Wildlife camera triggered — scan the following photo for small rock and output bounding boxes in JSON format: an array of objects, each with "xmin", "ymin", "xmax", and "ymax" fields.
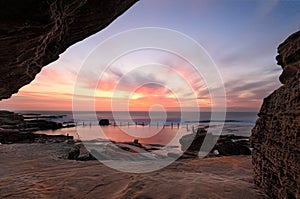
[
  {"xmin": 67, "ymin": 145, "xmax": 80, "ymax": 160},
  {"xmin": 99, "ymin": 119, "xmax": 109, "ymax": 126}
]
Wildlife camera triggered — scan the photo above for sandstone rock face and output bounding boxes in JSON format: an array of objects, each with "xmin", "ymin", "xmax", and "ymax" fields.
[
  {"xmin": 0, "ymin": 0, "xmax": 138, "ymax": 100},
  {"xmin": 251, "ymin": 30, "xmax": 300, "ymax": 199},
  {"xmin": 276, "ymin": 31, "xmax": 300, "ymax": 84}
]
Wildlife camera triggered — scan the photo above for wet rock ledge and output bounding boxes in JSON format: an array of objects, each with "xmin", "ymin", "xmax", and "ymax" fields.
[{"xmin": 0, "ymin": 110, "xmax": 72, "ymax": 144}]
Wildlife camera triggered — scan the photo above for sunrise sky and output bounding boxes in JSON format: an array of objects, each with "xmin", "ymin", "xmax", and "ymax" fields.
[{"xmin": 1, "ymin": 0, "xmax": 300, "ymax": 112}]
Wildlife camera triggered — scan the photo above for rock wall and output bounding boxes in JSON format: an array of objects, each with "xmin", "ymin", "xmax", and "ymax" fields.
[
  {"xmin": 0, "ymin": 0, "xmax": 138, "ymax": 100},
  {"xmin": 251, "ymin": 31, "xmax": 300, "ymax": 199}
]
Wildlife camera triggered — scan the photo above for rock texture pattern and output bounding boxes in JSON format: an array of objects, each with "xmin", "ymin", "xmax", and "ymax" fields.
[
  {"xmin": 251, "ymin": 30, "xmax": 300, "ymax": 199},
  {"xmin": 0, "ymin": 0, "xmax": 138, "ymax": 100}
]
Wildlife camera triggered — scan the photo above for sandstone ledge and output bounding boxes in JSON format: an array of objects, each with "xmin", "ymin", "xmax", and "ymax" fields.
[{"xmin": 0, "ymin": 143, "xmax": 268, "ymax": 198}]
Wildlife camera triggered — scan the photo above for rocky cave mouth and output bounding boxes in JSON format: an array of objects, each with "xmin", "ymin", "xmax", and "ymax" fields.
[
  {"xmin": 0, "ymin": 1, "xmax": 299, "ymax": 198},
  {"xmin": 0, "ymin": 0, "xmax": 138, "ymax": 100}
]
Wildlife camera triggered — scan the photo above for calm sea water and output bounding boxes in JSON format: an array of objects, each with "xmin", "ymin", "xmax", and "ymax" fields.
[
  {"xmin": 20, "ymin": 111, "xmax": 257, "ymax": 146},
  {"xmin": 20, "ymin": 111, "xmax": 258, "ymax": 124}
]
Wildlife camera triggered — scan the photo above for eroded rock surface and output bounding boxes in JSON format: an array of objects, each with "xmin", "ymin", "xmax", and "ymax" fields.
[
  {"xmin": 251, "ymin": 30, "xmax": 300, "ymax": 199},
  {"xmin": 0, "ymin": 0, "xmax": 138, "ymax": 99},
  {"xmin": 276, "ymin": 31, "xmax": 300, "ymax": 84},
  {"xmin": 0, "ymin": 143, "xmax": 268, "ymax": 199}
]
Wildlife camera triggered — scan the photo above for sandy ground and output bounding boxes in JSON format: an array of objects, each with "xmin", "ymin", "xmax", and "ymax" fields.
[{"xmin": 0, "ymin": 143, "xmax": 268, "ymax": 199}]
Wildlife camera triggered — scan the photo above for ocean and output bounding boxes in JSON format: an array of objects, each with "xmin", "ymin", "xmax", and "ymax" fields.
[
  {"xmin": 19, "ymin": 111, "xmax": 257, "ymax": 125},
  {"xmin": 19, "ymin": 111, "xmax": 257, "ymax": 147}
]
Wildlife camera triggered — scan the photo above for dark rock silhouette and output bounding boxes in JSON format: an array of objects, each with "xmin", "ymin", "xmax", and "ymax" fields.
[
  {"xmin": 0, "ymin": 110, "xmax": 72, "ymax": 143},
  {"xmin": 215, "ymin": 141, "xmax": 251, "ymax": 156},
  {"xmin": 0, "ymin": 130, "xmax": 35, "ymax": 144},
  {"xmin": 99, "ymin": 119, "xmax": 109, "ymax": 126},
  {"xmin": 180, "ymin": 127, "xmax": 207, "ymax": 154},
  {"xmin": 179, "ymin": 127, "xmax": 251, "ymax": 158},
  {"xmin": 0, "ymin": 0, "xmax": 138, "ymax": 100}
]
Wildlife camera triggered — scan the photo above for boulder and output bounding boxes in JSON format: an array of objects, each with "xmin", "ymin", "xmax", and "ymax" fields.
[
  {"xmin": 179, "ymin": 128, "xmax": 207, "ymax": 153},
  {"xmin": 213, "ymin": 141, "xmax": 251, "ymax": 156},
  {"xmin": 179, "ymin": 128, "xmax": 251, "ymax": 158},
  {"xmin": 99, "ymin": 119, "xmax": 109, "ymax": 126},
  {"xmin": 67, "ymin": 145, "xmax": 80, "ymax": 160}
]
